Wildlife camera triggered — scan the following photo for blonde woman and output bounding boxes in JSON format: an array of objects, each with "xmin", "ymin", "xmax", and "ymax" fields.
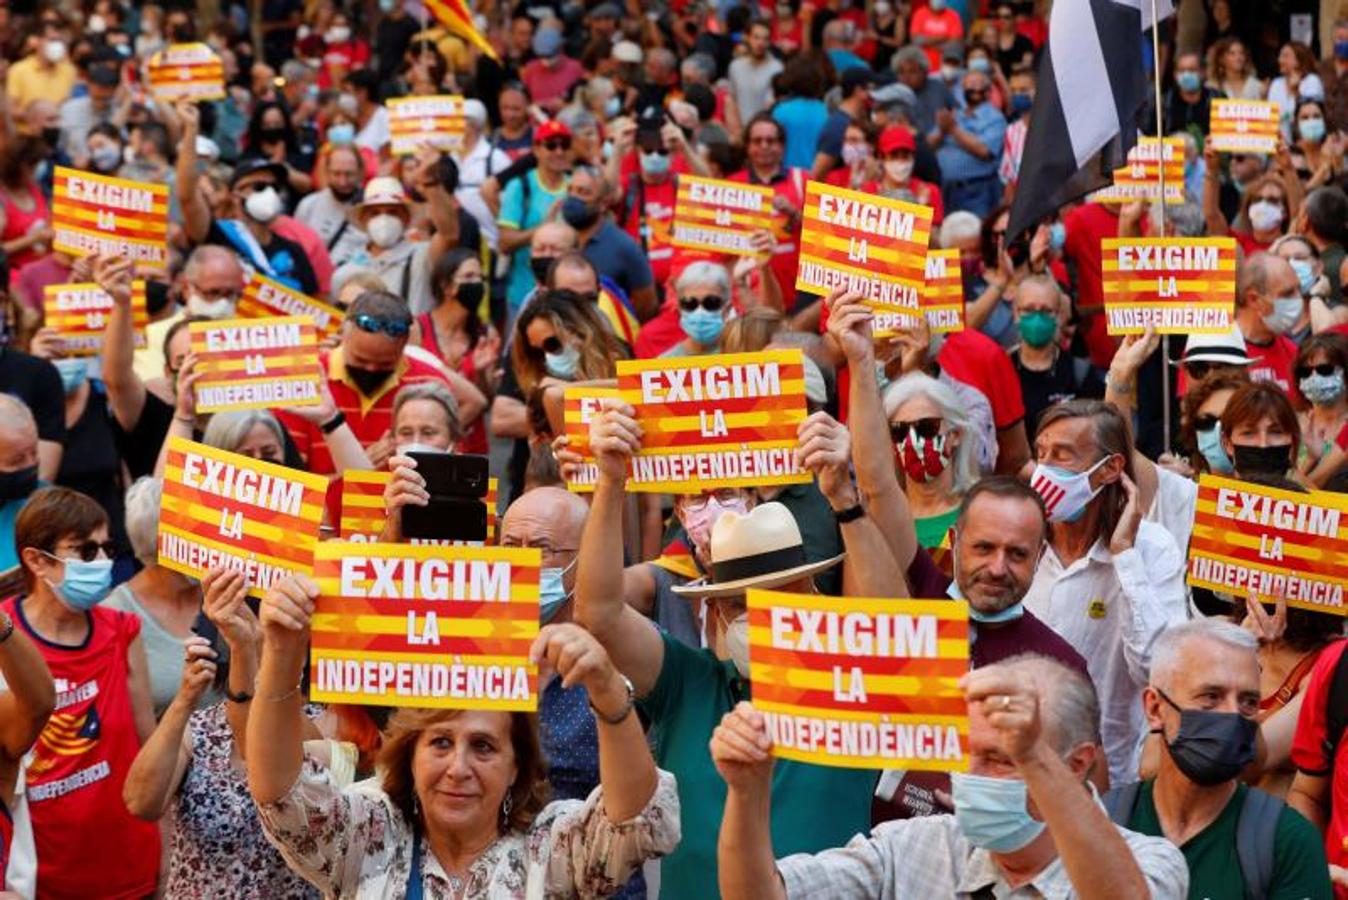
[{"xmin": 509, "ymin": 288, "xmax": 627, "ymax": 395}]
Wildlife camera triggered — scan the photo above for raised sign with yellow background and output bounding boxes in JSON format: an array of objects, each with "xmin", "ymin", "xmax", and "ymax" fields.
[
  {"xmin": 616, "ymin": 349, "xmax": 809, "ymax": 493},
  {"xmin": 308, "ymin": 542, "xmax": 541, "ymax": 710},
  {"xmin": 53, "ymin": 167, "xmax": 168, "ymax": 265},
  {"xmin": 237, "ymin": 272, "xmax": 344, "ymax": 341},
  {"xmin": 1094, "ymin": 137, "xmax": 1185, "ymax": 204},
  {"xmin": 1102, "ymin": 237, "xmax": 1237, "ymax": 335},
  {"xmin": 1211, "ymin": 99, "xmax": 1280, "ymax": 154},
  {"xmin": 158, "ymin": 437, "xmax": 328, "ymax": 597},
  {"xmin": 870, "ymin": 248, "xmax": 966, "ymax": 338},
  {"xmin": 562, "ymin": 386, "xmax": 621, "ymax": 492},
  {"xmin": 146, "ymin": 43, "xmax": 226, "ymax": 103},
  {"xmin": 747, "ymin": 588, "xmax": 970, "ymax": 770},
  {"xmin": 388, "ymin": 95, "xmax": 466, "ymax": 155},
  {"xmin": 42, "ymin": 281, "xmax": 148, "ymax": 355},
  {"xmin": 1189, "ymin": 473, "xmax": 1348, "ymax": 615},
  {"xmin": 670, "ymin": 174, "xmax": 777, "ymax": 256},
  {"xmin": 189, "ymin": 316, "xmax": 322, "ymax": 413},
  {"xmin": 340, "ymin": 470, "xmax": 499, "ymax": 543}
]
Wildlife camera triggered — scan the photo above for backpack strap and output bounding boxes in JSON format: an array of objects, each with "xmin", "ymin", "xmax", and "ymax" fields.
[
  {"xmin": 1101, "ymin": 780, "xmax": 1142, "ymax": 826},
  {"xmin": 325, "ymin": 218, "xmax": 350, "ymax": 252},
  {"xmin": 1235, "ymin": 787, "xmax": 1282, "ymax": 900}
]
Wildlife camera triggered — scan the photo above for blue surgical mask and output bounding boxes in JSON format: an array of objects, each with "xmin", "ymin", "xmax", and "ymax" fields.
[
  {"xmin": 969, "ymin": 602, "xmax": 1025, "ymax": 624},
  {"xmin": 640, "ymin": 150, "xmax": 671, "ymax": 178},
  {"xmin": 1337, "ymin": 40, "xmax": 1348, "ymax": 61},
  {"xmin": 951, "ymin": 771, "xmax": 1046, "ymax": 852},
  {"xmin": 380, "ymin": 0, "xmax": 398, "ymax": 11},
  {"xmin": 43, "ymin": 552, "xmax": 114, "ymax": 612},
  {"xmin": 545, "ymin": 344, "xmax": 581, "ymax": 379},
  {"xmin": 1196, "ymin": 426, "xmax": 1234, "ymax": 475},
  {"xmin": 1301, "ymin": 368, "xmax": 1346, "ymax": 406},
  {"xmin": 1299, "ymin": 117, "xmax": 1326, "ymax": 143},
  {"xmin": 680, "ymin": 307, "xmax": 725, "ymax": 346},
  {"xmin": 54, "ymin": 358, "xmax": 88, "ymax": 394},
  {"xmin": 328, "ymin": 122, "xmax": 356, "ymax": 145},
  {"xmin": 1175, "ymin": 70, "xmax": 1202, "ymax": 93},
  {"xmin": 1048, "ymin": 221, "xmax": 1066, "ymax": 253},
  {"xmin": 539, "ymin": 558, "xmax": 576, "ymax": 623},
  {"xmin": 1009, "ymin": 92, "xmax": 1033, "ymax": 116},
  {"xmin": 1290, "ymin": 258, "xmax": 1316, "ymax": 295},
  {"xmin": 968, "ymin": 57, "xmax": 991, "ymax": 74},
  {"xmin": 604, "ymin": 95, "xmax": 622, "ymax": 119}
]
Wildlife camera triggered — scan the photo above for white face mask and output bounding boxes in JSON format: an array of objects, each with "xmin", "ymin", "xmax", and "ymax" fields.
[
  {"xmin": 88, "ymin": 14, "xmax": 107, "ymax": 33},
  {"xmin": 186, "ymin": 292, "xmax": 237, "ymax": 320},
  {"xmin": 366, "ymin": 213, "xmax": 405, "ymax": 249},
  {"xmin": 1247, "ymin": 199, "xmax": 1285, "ymax": 232},
  {"xmin": 43, "ymin": 39, "xmax": 67, "ymax": 63},
  {"xmin": 885, "ymin": 159, "xmax": 914, "ymax": 182},
  {"xmin": 326, "ymin": 26, "xmax": 351, "ymax": 44},
  {"xmin": 1262, "ymin": 294, "xmax": 1303, "ymax": 335},
  {"xmin": 723, "ymin": 611, "xmax": 750, "ymax": 677},
  {"xmin": 243, "ymin": 186, "xmax": 282, "ymax": 223},
  {"xmin": 1029, "ymin": 456, "xmax": 1110, "ymax": 523}
]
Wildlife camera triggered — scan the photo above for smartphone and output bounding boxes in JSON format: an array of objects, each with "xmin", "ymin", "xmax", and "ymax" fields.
[{"xmin": 400, "ymin": 452, "xmax": 490, "ymax": 542}]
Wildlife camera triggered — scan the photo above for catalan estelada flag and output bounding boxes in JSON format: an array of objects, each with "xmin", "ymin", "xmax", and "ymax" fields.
[
  {"xmin": 597, "ymin": 276, "xmax": 640, "ymax": 348},
  {"xmin": 425, "ymin": 0, "xmax": 498, "ymax": 61}
]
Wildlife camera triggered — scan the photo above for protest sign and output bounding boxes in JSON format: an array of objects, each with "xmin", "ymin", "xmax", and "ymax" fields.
[
  {"xmin": 340, "ymin": 470, "xmax": 499, "ymax": 542},
  {"xmin": 237, "ymin": 272, "xmax": 344, "ymax": 341},
  {"xmin": 670, "ymin": 174, "xmax": 777, "ymax": 256},
  {"xmin": 870, "ymin": 248, "xmax": 966, "ymax": 338},
  {"xmin": 1101, "ymin": 237, "xmax": 1237, "ymax": 335},
  {"xmin": 388, "ymin": 95, "xmax": 466, "ymax": 155},
  {"xmin": 146, "ymin": 43, "xmax": 226, "ymax": 103},
  {"xmin": 52, "ymin": 167, "xmax": 168, "ymax": 265},
  {"xmin": 1094, "ymin": 137, "xmax": 1185, "ymax": 204},
  {"xmin": 309, "ymin": 542, "xmax": 541, "ymax": 710},
  {"xmin": 747, "ymin": 588, "xmax": 970, "ymax": 770},
  {"xmin": 1189, "ymin": 474, "xmax": 1348, "ymax": 615},
  {"xmin": 616, "ymin": 349, "xmax": 810, "ymax": 493},
  {"xmin": 42, "ymin": 281, "xmax": 148, "ymax": 355},
  {"xmin": 189, "ymin": 316, "xmax": 322, "ymax": 413},
  {"xmin": 1210, "ymin": 99, "xmax": 1280, "ymax": 154},
  {"xmin": 796, "ymin": 181, "xmax": 933, "ymax": 319},
  {"xmin": 562, "ymin": 386, "xmax": 621, "ymax": 492},
  {"xmin": 158, "ymin": 437, "xmax": 328, "ymax": 597}
]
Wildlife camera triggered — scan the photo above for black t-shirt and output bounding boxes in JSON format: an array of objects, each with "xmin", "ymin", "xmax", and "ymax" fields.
[
  {"xmin": 376, "ymin": 15, "xmax": 422, "ymax": 83},
  {"xmin": 205, "ymin": 219, "xmax": 320, "ymax": 297},
  {"xmin": 497, "ymin": 361, "xmax": 530, "ymax": 508},
  {"xmin": 117, "ymin": 391, "xmax": 174, "ymax": 481},
  {"xmin": 994, "ymin": 34, "xmax": 1036, "ymax": 74},
  {"xmin": 1011, "ymin": 348, "xmax": 1105, "ymax": 441},
  {"xmin": 0, "ymin": 348, "xmax": 65, "ymax": 444},
  {"xmin": 58, "ymin": 383, "xmax": 126, "ymax": 546}
]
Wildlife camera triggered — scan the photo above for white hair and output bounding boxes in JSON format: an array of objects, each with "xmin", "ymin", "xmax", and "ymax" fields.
[
  {"xmin": 462, "ymin": 98, "xmax": 489, "ymax": 128},
  {"xmin": 1150, "ymin": 618, "xmax": 1257, "ymax": 692},
  {"xmin": 882, "ymin": 372, "xmax": 980, "ymax": 493},
  {"xmin": 124, "ymin": 476, "xmax": 162, "ymax": 563},
  {"xmin": 203, "ymin": 410, "xmax": 287, "ymax": 455},
  {"xmin": 0, "ymin": 394, "xmax": 35, "ymax": 436},
  {"xmin": 996, "ymin": 654, "xmax": 1102, "ymax": 750},
  {"xmin": 674, "ymin": 261, "xmax": 731, "ymax": 299},
  {"xmin": 939, "ymin": 211, "xmax": 982, "ymax": 248}
]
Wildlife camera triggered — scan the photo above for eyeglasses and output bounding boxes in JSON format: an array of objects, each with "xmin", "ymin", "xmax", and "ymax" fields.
[
  {"xmin": 1184, "ymin": 361, "xmax": 1215, "ymax": 380},
  {"xmin": 194, "ymin": 288, "xmax": 240, "ymax": 303},
  {"xmin": 541, "ymin": 139, "xmax": 572, "ymax": 152},
  {"xmin": 535, "ymin": 335, "xmax": 567, "ymax": 355},
  {"xmin": 749, "ymin": 135, "xmax": 782, "ymax": 146},
  {"xmin": 679, "ymin": 488, "xmax": 745, "ymax": 511},
  {"xmin": 47, "ymin": 541, "xmax": 117, "ymax": 563},
  {"xmin": 351, "ymin": 313, "xmax": 411, "ymax": 338},
  {"xmin": 1192, "ymin": 413, "xmax": 1221, "ymax": 433},
  {"xmin": 1296, "ymin": 362, "xmax": 1340, "ymax": 380},
  {"xmin": 678, "ymin": 294, "xmax": 725, "ymax": 313},
  {"xmin": 889, "ymin": 417, "xmax": 943, "ymax": 442},
  {"xmin": 237, "ymin": 180, "xmax": 278, "ymax": 195}
]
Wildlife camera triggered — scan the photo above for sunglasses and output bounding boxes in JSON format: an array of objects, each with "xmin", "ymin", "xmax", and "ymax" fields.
[
  {"xmin": 679, "ymin": 488, "xmax": 744, "ymax": 511},
  {"xmin": 640, "ymin": 144, "xmax": 670, "ymax": 156},
  {"xmin": 1193, "ymin": 413, "xmax": 1221, "ymax": 433},
  {"xmin": 351, "ymin": 313, "xmax": 411, "ymax": 338},
  {"xmin": 47, "ymin": 541, "xmax": 118, "ymax": 563},
  {"xmin": 238, "ymin": 180, "xmax": 278, "ymax": 195},
  {"xmin": 1296, "ymin": 362, "xmax": 1340, "ymax": 380},
  {"xmin": 1185, "ymin": 361, "xmax": 1215, "ymax": 380},
  {"xmin": 541, "ymin": 139, "xmax": 571, "ymax": 151},
  {"xmin": 889, "ymin": 417, "xmax": 943, "ymax": 442},
  {"xmin": 536, "ymin": 335, "xmax": 567, "ymax": 355},
  {"xmin": 678, "ymin": 294, "xmax": 725, "ymax": 313}
]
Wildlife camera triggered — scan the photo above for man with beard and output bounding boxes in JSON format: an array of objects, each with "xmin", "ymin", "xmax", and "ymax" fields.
[{"xmin": 295, "ymin": 143, "xmax": 367, "ymax": 265}]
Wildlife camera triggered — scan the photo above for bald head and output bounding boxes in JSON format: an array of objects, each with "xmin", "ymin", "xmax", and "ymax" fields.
[
  {"xmin": 531, "ymin": 221, "xmax": 579, "ymax": 259},
  {"xmin": 1237, "ymin": 251, "xmax": 1297, "ymax": 310},
  {"xmin": 501, "ymin": 486, "xmax": 588, "ymax": 599},
  {"xmin": 0, "ymin": 395, "xmax": 38, "ymax": 474}
]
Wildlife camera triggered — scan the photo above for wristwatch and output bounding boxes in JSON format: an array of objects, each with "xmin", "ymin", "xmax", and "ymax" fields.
[
  {"xmin": 832, "ymin": 502, "xmax": 866, "ymax": 524},
  {"xmin": 319, "ymin": 411, "xmax": 347, "ymax": 434},
  {"xmin": 590, "ymin": 674, "xmax": 635, "ymax": 725}
]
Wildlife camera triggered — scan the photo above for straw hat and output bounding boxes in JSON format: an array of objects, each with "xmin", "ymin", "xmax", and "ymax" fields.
[{"xmin": 671, "ymin": 502, "xmax": 844, "ymax": 598}]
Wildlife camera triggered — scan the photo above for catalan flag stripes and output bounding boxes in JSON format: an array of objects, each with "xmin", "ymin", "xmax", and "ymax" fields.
[
  {"xmin": 1211, "ymin": 99, "xmax": 1281, "ymax": 154},
  {"xmin": 562, "ymin": 387, "xmax": 620, "ymax": 493},
  {"xmin": 670, "ymin": 174, "xmax": 777, "ymax": 257},
  {"xmin": 1096, "ymin": 137, "xmax": 1186, "ymax": 204},
  {"xmin": 1101, "ymin": 237, "xmax": 1237, "ymax": 335},
  {"xmin": 42, "ymin": 281, "xmax": 148, "ymax": 355},
  {"xmin": 237, "ymin": 273, "xmax": 344, "ymax": 340},
  {"xmin": 146, "ymin": 43, "xmax": 226, "ymax": 102},
  {"xmin": 424, "ymin": 0, "xmax": 499, "ymax": 62},
  {"xmin": 52, "ymin": 167, "xmax": 169, "ymax": 265},
  {"xmin": 388, "ymin": 96, "xmax": 466, "ymax": 155},
  {"xmin": 189, "ymin": 316, "xmax": 322, "ymax": 413}
]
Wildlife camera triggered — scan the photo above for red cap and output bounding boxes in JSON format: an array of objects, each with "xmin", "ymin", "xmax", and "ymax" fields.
[
  {"xmin": 534, "ymin": 119, "xmax": 573, "ymax": 143},
  {"xmin": 878, "ymin": 125, "xmax": 916, "ymax": 155}
]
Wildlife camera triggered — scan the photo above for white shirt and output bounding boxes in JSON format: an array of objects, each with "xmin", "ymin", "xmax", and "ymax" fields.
[
  {"xmin": 1268, "ymin": 73, "xmax": 1326, "ymax": 139},
  {"xmin": 1024, "ymin": 520, "xmax": 1188, "ymax": 785},
  {"xmin": 355, "ymin": 105, "xmax": 391, "ymax": 152},
  {"xmin": 1145, "ymin": 464, "xmax": 1198, "ymax": 559},
  {"xmin": 456, "ymin": 136, "xmax": 512, "ymax": 251},
  {"xmin": 294, "ymin": 188, "xmax": 366, "ymax": 263}
]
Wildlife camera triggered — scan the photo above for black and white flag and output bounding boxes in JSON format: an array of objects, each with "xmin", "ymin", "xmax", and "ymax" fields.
[{"xmin": 1006, "ymin": 0, "xmax": 1175, "ymax": 240}]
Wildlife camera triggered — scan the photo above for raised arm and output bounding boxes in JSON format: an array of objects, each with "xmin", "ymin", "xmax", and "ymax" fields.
[
  {"xmin": 202, "ymin": 568, "xmax": 262, "ymax": 754},
  {"xmin": 280, "ymin": 373, "xmax": 372, "ymax": 475},
  {"xmin": 93, "ymin": 254, "xmax": 149, "ymax": 432},
  {"xmin": 1201, "ymin": 137, "xmax": 1231, "ymax": 238},
  {"xmin": 175, "ymin": 101, "xmax": 211, "ymax": 245},
  {"xmin": 0, "ymin": 608, "xmax": 54, "ymax": 773},
  {"xmin": 711, "ymin": 702, "xmax": 786, "ymax": 900},
  {"xmin": 153, "ymin": 351, "xmax": 201, "ymax": 478},
  {"xmin": 247, "ymin": 575, "xmax": 319, "ymax": 804}
]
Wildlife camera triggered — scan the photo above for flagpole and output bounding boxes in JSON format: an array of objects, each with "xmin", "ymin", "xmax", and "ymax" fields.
[{"xmin": 1150, "ymin": 0, "xmax": 1172, "ymax": 457}]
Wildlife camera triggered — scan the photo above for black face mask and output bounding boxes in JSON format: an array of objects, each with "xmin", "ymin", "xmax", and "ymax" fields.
[
  {"xmin": 259, "ymin": 126, "xmax": 286, "ymax": 144},
  {"xmin": 1231, "ymin": 443, "xmax": 1292, "ymax": 476},
  {"xmin": 530, "ymin": 256, "xmax": 556, "ymax": 284},
  {"xmin": 41, "ymin": 127, "xmax": 61, "ymax": 150},
  {"xmin": 1155, "ymin": 688, "xmax": 1257, "ymax": 786},
  {"xmin": 0, "ymin": 465, "xmax": 38, "ymax": 503},
  {"xmin": 454, "ymin": 281, "xmax": 485, "ymax": 310},
  {"xmin": 345, "ymin": 365, "xmax": 394, "ymax": 397},
  {"xmin": 145, "ymin": 280, "xmax": 172, "ymax": 316}
]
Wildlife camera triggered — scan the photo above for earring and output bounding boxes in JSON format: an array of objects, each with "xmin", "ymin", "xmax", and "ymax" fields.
[
  {"xmin": 413, "ymin": 794, "xmax": 422, "ymax": 824},
  {"xmin": 501, "ymin": 790, "xmax": 513, "ymax": 821}
]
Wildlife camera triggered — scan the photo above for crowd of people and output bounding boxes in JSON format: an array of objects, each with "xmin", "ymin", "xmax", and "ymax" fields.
[{"xmin": 0, "ymin": 0, "xmax": 1344, "ymax": 897}]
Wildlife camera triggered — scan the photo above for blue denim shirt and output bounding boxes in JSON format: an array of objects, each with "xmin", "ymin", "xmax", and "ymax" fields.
[{"xmin": 935, "ymin": 102, "xmax": 1007, "ymax": 184}]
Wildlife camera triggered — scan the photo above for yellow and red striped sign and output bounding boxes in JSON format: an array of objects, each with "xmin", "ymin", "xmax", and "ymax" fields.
[
  {"xmin": 748, "ymin": 588, "xmax": 970, "ymax": 770},
  {"xmin": 146, "ymin": 43, "xmax": 226, "ymax": 103},
  {"xmin": 42, "ymin": 281, "xmax": 148, "ymax": 355},
  {"xmin": 1102, "ymin": 237, "xmax": 1237, "ymax": 335},
  {"xmin": 796, "ymin": 181, "xmax": 933, "ymax": 318},
  {"xmin": 388, "ymin": 95, "xmax": 466, "ymax": 156},
  {"xmin": 52, "ymin": 167, "xmax": 168, "ymax": 265},
  {"xmin": 562, "ymin": 386, "xmax": 621, "ymax": 493},
  {"xmin": 670, "ymin": 174, "xmax": 776, "ymax": 257},
  {"xmin": 189, "ymin": 316, "xmax": 322, "ymax": 413},
  {"xmin": 1094, "ymin": 137, "xmax": 1185, "ymax": 205},
  {"xmin": 870, "ymin": 248, "xmax": 965, "ymax": 338},
  {"xmin": 1189, "ymin": 474, "xmax": 1348, "ymax": 615},
  {"xmin": 158, "ymin": 437, "xmax": 328, "ymax": 598},
  {"xmin": 309, "ymin": 542, "xmax": 540, "ymax": 710},
  {"xmin": 616, "ymin": 349, "xmax": 809, "ymax": 494},
  {"xmin": 1211, "ymin": 99, "xmax": 1280, "ymax": 154},
  {"xmin": 237, "ymin": 272, "xmax": 344, "ymax": 341},
  {"xmin": 340, "ymin": 470, "xmax": 499, "ymax": 543}
]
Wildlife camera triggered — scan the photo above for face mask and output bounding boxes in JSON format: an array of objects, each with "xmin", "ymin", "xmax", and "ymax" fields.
[
  {"xmin": 1299, "ymin": 117, "xmax": 1327, "ymax": 143},
  {"xmin": 380, "ymin": 0, "xmax": 398, "ymax": 12},
  {"xmin": 681, "ymin": 495, "xmax": 750, "ymax": 561},
  {"xmin": 366, "ymin": 213, "xmax": 406, "ymax": 249},
  {"xmin": 1155, "ymin": 688, "xmax": 1257, "ymax": 786},
  {"xmin": 1196, "ymin": 426, "xmax": 1234, "ymax": 474},
  {"xmin": 0, "ymin": 465, "xmax": 37, "ymax": 502},
  {"xmin": 1029, "ymin": 456, "xmax": 1110, "ymax": 524},
  {"xmin": 1247, "ymin": 199, "xmax": 1284, "ymax": 233},
  {"xmin": 1017, "ymin": 310, "xmax": 1057, "ymax": 349},
  {"xmin": 346, "ymin": 365, "xmax": 395, "ymax": 396},
  {"xmin": 186, "ymin": 292, "xmax": 236, "ymax": 319},
  {"xmin": 41, "ymin": 126, "xmax": 61, "ymax": 149},
  {"xmin": 680, "ymin": 307, "xmax": 725, "ymax": 345},
  {"xmin": 1290, "ymin": 258, "xmax": 1316, "ymax": 294},
  {"xmin": 1302, "ymin": 368, "xmax": 1346, "ymax": 405},
  {"xmin": 90, "ymin": 145, "xmax": 122, "ymax": 173},
  {"xmin": 1010, "ymin": 92, "xmax": 1033, "ymax": 115},
  {"xmin": 940, "ymin": 63, "xmax": 961, "ymax": 82},
  {"xmin": 560, "ymin": 196, "xmax": 600, "ymax": 230},
  {"xmin": 929, "ymin": 0, "xmax": 947, "ymax": 10},
  {"xmin": 724, "ymin": 611, "xmax": 750, "ymax": 677},
  {"xmin": 545, "ymin": 344, "xmax": 581, "ymax": 380},
  {"xmin": 530, "ymin": 255, "xmax": 556, "ymax": 284},
  {"xmin": 326, "ymin": 26, "xmax": 351, "ymax": 44},
  {"xmin": 841, "ymin": 143, "xmax": 870, "ymax": 167},
  {"xmin": 453, "ymin": 281, "xmax": 485, "ymax": 310},
  {"xmin": 259, "ymin": 126, "xmax": 287, "ymax": 144},
  {"xmin": 1047, "ymin": 222, "xmax": 1066, "ymax": 254},
  {"xmin": 884, "ymin": 159, "xmax": 914, "ymax": 182},
  {"xmin": 43, "ymin": 40, "xmax": 67, "ymax": 64},
  {"xmin": 604, "ymin": 96, "xmax": 622, "ymax": 119},
  {"xmin": 244, "ymin": 186, "xmax": 282, "ymax": 223},
  {"xmin": 1261, "ymin": 294, "xmax": 1302, "ymax": 335},
  {"xmin": 1175, "ymin": 70, "xmax": 1202, "ymax": 93},
  {"xmin": 897, "ymin": 431, "xmax": 951, "ymax": 483},
  {"xmin": 88, "ymin": 14, "xmax": 107, "ymax": 33},
  {"xmin": 1232, "ymin": 442, "xmax": 1292, "ymax": 475},
  {"xmin": 538, "ymin": 558, "xmax": 576, "ymax": 623},
  {"xmin": 1337, "ymin": 40, "xmax": 1348, "ymax": 60},
  {"xmin": 640, "ymin": 150, "xmax": 672, "ymax": 177},
  {"xmin": 968, "ymin": 57, "xmax": 991, "ymax": 74},
  {"xmin": 327, "ymin": 122, "xmax": 356, "ymax": 145},
  {"xmin": 950, "ymin": 772, "xmax": 1046, "ymax": 852},
  {"xmin": 54, "ymin": 358, "xmax": 88, "ymax": 394},
  {"xmin": 968, "ymin": 601, "xmax": 1025, "ymax": 624},
  {"xmin": 44, "ymin": 553, "xmax": 114, "ymax": 612}
]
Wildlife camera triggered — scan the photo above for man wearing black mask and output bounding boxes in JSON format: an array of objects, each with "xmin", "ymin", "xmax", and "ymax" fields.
[
  {"xmin": 295, "ymin": 144, "xmax": 367, "ymax": 263},
  {"xmin": 0, "ymin": 395, "xmax": 43, "ymax": 572},
  {"xmin": 1107, "ymin": 619, "xmax": 1331, "ymax": 899},
  {"xmin": 558, "ymin": 165, "xmax": 656, "ymax": 319}
]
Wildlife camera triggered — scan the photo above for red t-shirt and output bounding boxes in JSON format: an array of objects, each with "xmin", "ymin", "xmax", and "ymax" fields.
[
  {"xmin": 1063, "ymin": 202, "xmax": 1127, "ymax": 369},
  {"xmin": 909, "ymin": 7, "xmax": 964, "ymax": 71},
  {"xmin": 1232, "ymin": 228, "xmax": 1274, "ymax": 257},
  {"xmin": 8, "ymin": 598, "xmax": 160, "ymax": 899},
  {"xmin": 318, "ymin": 40, "xmax": 371, "ymax": 89},
  {"xmin": 1290, "ymin": 638, "xmax": 1348, "ymax": 891},
  {"xmin": 856, "ymin": 178, "xmax": 946, "ymax": 226},
  {"xmin": 937, "ymin": 329, "xmax": 1027, "ymax": 431},
  {"xmin": 616, "ymin": 161, "xmax": 688, "ymax": 289},
  {"xmin": 412, "ymin": 313, "xmax": 490, "ymax": 455},
  {"xmin": 1247, "ymin": 333, "xmax": 1300, "ymax": 398},
  {"xmin": 728, "ymin": 166, "xmax": 807, "ymax": 311}
]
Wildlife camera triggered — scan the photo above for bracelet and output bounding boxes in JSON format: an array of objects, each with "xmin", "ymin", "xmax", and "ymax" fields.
[
  {"xmin": 589, "ymin": 674, "xmax": 635, "ymax": 726},
  {"xmin": 320, "ymin": 411, "xmax": 346, "ymax": 434},
  {"xmin": 262, "ymin": 681, "xmax": 303, "ymax": 703},
  {"xmin": 832, "ymin": 502, "xmax": 866, "ymax": 524},
  {"xmin": 1106, "ymin": 374, "xmax": 1134, "ymax": 395},
  {"xmin": 173, "ymin": 415, "xmax": 195, "ymax": 426},
  {"xmin": 0, "ymin": 611, "xmax": 13, "ymax": 644}
]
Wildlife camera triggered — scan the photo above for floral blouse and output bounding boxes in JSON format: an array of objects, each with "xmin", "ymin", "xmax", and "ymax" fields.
[{"xmin": 256, "ymin": 755, "xmax": 681, "ymax": 899}]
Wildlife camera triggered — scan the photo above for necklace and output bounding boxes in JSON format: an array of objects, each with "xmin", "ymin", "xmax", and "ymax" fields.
[{"xmin": 447, "ymin": 873, "xmax": 465, "ymax": 899}]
